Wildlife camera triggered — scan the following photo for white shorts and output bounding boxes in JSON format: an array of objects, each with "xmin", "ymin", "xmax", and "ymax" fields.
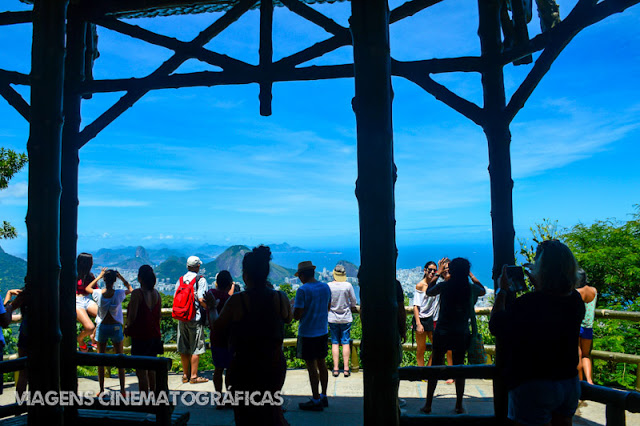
[{"xmin": 76, "ymin": 294, "xmax": 97, "ymax": 311}]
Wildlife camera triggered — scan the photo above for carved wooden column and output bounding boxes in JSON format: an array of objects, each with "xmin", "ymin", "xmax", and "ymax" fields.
[
  {"xmin": 26, "ymin": 0, "xmax": 68, "ymax": 424},
  {"xmin": 478, "ymin": 0, "xmax": 514, "ymax": 422},
  {"xmin": 351, "ymin": 1, "xmax": 399, "ymax": 424},
  {"xmin": 60, "ymin": 5, "xmax": 84, "ymax": 423}
]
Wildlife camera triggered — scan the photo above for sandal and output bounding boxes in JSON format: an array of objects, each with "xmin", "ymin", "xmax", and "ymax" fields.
[
  {"xmin": 181, "ymin": 375, "xmax": 189, "ymax": 383},
  {"xmin": 78, "ymin": 343, "xmax": 88, "ymax": 353},
  {"xmin": 332, "ymin": 370, "xmax": 340, "ymax": 377},
  {"xmin": 189, "ymin": 376, "xmax": 209, "ymax": 384},
  {"xmin": 343, "ymin": 370, "xmax": 351, "ymax": 378}
]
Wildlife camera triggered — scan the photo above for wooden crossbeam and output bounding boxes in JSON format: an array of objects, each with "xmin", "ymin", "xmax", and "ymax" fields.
[
  {"xmin": 0, "ymin": 83, "xmax": 30, "ymax": 121},
  {"xmin": 279, "ymin": 0, "xmax": 349, "ymax": 36},
  {"xmin": 390, "ymin": 0, "xmax": 444, "ymax": 24},
  {"xmin": 259, "ymin": 0, "xmax": 273, "ymax": 116},
  {"xmin": 0, "ymin": 69, "xmax": 30, "ymax": 86},
  {"xmin": 274, "ymin": 32, "xmax": 351, "ymax": 68},
  {"xmin": 78, "ymin": 0, "xmax": 258, "ymax": 148},
  {"xmin": 504, "ymin": 0, "xmax": 640, "ymax": 122},
  {"xmin": 393, "ymin": 57, "xmax": 484, "ymax": 75},
  {"xmin": 397, "ymin": 72, "xmax": 484, "ymax": 126},
  {"xmin": 81, "ymin": 64, "xmax": 353, "ymax": 94},
  {"xmin": 0, "ymin": 11, "xmax": 32, "ymax": 26},
  {"xmin": 94, "ymin": 17, "xmax": 253, "ymax": 72}
]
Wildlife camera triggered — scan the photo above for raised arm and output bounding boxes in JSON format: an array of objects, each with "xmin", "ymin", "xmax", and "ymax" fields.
[
  {"xmin": 469, "ymin": 272, "xmax": 486, "ymax": 296},
  {"xmin": 117, "ymin": 271, "xmax": 133, "ymax": 295},
  {"xmin": 85, "ymin": 268, "xmax": 106, "ymax": 293}
]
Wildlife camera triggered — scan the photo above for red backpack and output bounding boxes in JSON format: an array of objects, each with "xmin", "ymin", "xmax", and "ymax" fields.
[{"xmin": 172, "ymin": 275, "xmax": 202, "ymax": 322}]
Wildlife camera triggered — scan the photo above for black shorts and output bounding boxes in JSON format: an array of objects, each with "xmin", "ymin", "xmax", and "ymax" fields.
[
  {"xmin": 432, "ymin": 331, "xmax": 470, "ymax": 354},
  {"xmin": 296, "ymin": 334, "xmax": 328, "ymax": 360},
  {"xmin": 412, "ymin": 316, "xmax": 434, "ymax": 332},
  {"xmin": 131, "ymin": 337, "xmax": 164, "ymax": 357}
]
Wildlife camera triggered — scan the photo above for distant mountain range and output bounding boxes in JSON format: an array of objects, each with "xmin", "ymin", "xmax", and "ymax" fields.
[
  {"xmin": 0, "ymin": 245, "xmax": 27, "ymax": 295},
  {"xmin": 0, "ymin": 242, "xmax": 360, "ymax": 290}
]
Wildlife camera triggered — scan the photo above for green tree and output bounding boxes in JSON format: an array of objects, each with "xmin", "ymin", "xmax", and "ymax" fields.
[
  {"xmin": 562, "ymin": 206, "xmax": 640, "ymax": 308},
  {"xmin": 0, "ymin": 148, "xmax": 28, "ymax": 239}
]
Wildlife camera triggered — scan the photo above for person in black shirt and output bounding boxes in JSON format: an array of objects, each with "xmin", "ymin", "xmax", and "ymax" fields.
[{"xmin": 490, "ymin": 240, "xmax": 585, "ymax": 425}]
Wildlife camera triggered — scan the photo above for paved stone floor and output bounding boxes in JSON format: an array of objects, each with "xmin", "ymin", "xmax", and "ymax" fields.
[{"xmin": 2, "ymin": 370, "xmax": 638, "ymax": 425}]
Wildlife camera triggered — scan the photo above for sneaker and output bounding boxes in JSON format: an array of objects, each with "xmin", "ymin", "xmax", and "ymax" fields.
[
  {"xmin": 320, "ymin": 395, "xmax": 328, "ymax": 407},
  {"xmin": 299, "ymin": 399, "xmax": 323, "ymax": 411}
]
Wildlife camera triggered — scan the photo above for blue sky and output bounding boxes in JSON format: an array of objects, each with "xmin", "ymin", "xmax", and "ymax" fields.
[{"xmin": 1, "ymin": 0, "xmax": 639, "ymax": 259}]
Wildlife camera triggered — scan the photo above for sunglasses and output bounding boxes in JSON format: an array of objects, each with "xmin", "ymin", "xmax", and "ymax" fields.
[{"xmin": 427, "ymin": 268, "xmax": 437, "ymax": 273}]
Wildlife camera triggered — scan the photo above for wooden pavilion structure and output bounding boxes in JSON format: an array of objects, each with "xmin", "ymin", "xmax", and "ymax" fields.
[{"xmin": 1, "ymin": 0, "xmax": 639, "ymax": 424}]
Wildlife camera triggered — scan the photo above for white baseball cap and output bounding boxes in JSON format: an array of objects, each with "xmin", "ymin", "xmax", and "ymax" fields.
[{"xmin": 187, "ymin": 256, "xmax": 202, "ymax": 268}]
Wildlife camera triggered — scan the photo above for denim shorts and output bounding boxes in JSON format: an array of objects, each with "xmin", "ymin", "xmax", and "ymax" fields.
[
  {"xmin": 508, "ymin": 376, "xmax": 581, "ymax": 425},
  {"xmin": 96, "ymin": 322, "xmax": 124, "ymax": 344},
  {"xmin": 329, "ymin": 322, "xmax": 352, "ymax": 345},
  {"xmin": 580, "ymin": 326, "xmax": 593, "ymax": 340}
]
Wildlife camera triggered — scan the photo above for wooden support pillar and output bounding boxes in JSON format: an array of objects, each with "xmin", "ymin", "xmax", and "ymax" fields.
[
  {"xmin": 259, "ymin": 0, "xmax": 273, "ymax": 116},
  {"xmin": 60, "ymin": 6, "xmax": 84, "ymax": 423},
  {"xmin": 26, "ymin": 0, "xmax": 68, "ymax": 424},
  {"xmin": 478, "ymin": 0, "xmax": 515, "ymax": 423},
  {"xmin": 350, "ymin": 1, "xmax": 399, "ymax": 424}
]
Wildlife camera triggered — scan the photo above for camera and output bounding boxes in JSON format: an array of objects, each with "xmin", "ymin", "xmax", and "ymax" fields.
[{"xmin": 505, "ymin": 265, "xmax": 527, "ymax": 292}]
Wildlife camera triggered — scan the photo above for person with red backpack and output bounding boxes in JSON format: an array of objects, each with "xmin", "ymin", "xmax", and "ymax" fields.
[{"xmin": 173, "ymin": 256, "xmax": 209, "ymax": 384}]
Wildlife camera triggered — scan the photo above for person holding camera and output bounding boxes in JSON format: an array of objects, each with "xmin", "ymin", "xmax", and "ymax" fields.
[{"xmin": 490, "ymin": 240, "xmax": 585, "ymax": 425}]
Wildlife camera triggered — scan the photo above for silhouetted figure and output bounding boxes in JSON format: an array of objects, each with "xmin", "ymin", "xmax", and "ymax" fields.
[
  {"xmin": 126, "ymin": 265, "xmax": 163, "ymax": 395},
  {"xmin": 212, "ymin": 246, "xmax": 292, "ymax": 425},
  {"xmin": 421, "ymin": 258, "xmax": 485, "ymax": 415},
  {"xmin": 490, "ymin": 240, "xmax": 585, "ymax": 425},
  {"xmin": 205, "ymin": 270, "xmax": 234, "ymax": 398}
]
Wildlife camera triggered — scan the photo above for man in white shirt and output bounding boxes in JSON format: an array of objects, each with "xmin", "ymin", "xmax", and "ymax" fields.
[{"xmin": 175, "ymin": 256, "xmax": 209, "ymax": 384}]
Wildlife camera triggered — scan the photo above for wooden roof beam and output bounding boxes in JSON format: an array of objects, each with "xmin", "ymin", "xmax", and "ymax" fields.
[
  {"xmin": 78, "ymin": 0, "xmax": 258, "ymax": 148},
  {"xmin": 81, "ymin": 64, "xmax": 353, "ymax": 94},
  {"xmin": 505, "ymin": 0, "xmax": 640, "ymax": 122},
  {"xmin": 259, "ymin": 0, "xmax": 273, "ymax": 115},
  {"xmin": 94, "ymin": 17, "xmax": 253, "ymax": 72},
  {"xmin": 0, "ymin": 10, "xmax": 32, "ymax": 25},
  {"xmin": 0, "ymin": 84, "xmax": 30, "ymax": 122},
  {"xmin": 390, "ymin": 0, "xmax": 444, "ymax": 24},
  {"xmin": 279, "ymin": 0, "xmax": 349, "ymax": 37}
]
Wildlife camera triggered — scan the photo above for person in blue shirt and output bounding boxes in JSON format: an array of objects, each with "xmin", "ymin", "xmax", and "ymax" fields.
[{"xmin": 293, "ymin": 261, "xmax": 331, "ymax": 411}]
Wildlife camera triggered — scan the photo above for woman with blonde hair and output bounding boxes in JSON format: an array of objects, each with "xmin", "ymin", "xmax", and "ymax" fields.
[{"xmin": 490, "ymin": 240, "xmax": 585, "ymax": 426}]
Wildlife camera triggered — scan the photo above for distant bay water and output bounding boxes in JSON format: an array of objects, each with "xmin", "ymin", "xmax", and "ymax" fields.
[{"xmin": 271, "ymin": 242, "xmax": 495, "ymax": 290}]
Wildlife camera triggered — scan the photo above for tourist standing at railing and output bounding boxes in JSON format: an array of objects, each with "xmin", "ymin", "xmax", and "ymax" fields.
[
  {"xmin": 293, "ymin": 261, "xmax": 332, "ymax": 412},
  {"xmin": 490, "ymin": 240, "xmax": 585, "ymax": 426},
  {"xmin": 212, "ymin": 245, "xmax": 292, "ymax": 424},
  {"xmin": 86, "ymin": 268, "xmax": 133, "ymax": 396},
  {"xmin": 422, "ymin": 258, "xmax": 485, "ymax": 415},
  {"xmin": 577, "ymin": 268, "xmax": 597, "ymax": 385},
  {"xmin": 205, "ymin": 270, "xmax": 233, "ymax": 399},
  {"xmin": 413, "ymin": 261, "xmax": 439, "ymax": 367},
  {"xmin": 76, "ymin": 252, "xmax": 98, "ymax": 352},
  {"xmin": 125, "ymin": 265, "xmax": 163, "ymax": 395},
  {"xmin": 174, "ymin": 256, "xmax": 209, "ymax": 384},
  {"xmin": 4, "ymin": 287, "xmax": 26, "ymax": 396},
  {"xmin": 327, "ymin": 264, "xmax": 357, "ymax": 378}
]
